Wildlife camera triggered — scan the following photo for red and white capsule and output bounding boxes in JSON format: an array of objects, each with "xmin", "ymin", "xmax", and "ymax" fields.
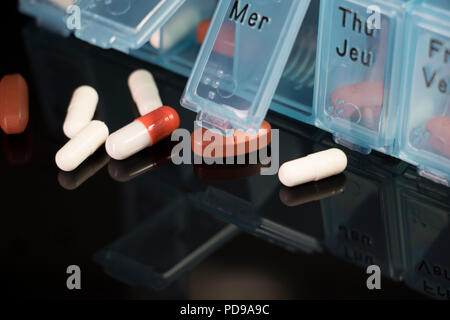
[{"xmin": 106, "ymin": 106, "xmax": 180, "ymax": 160}]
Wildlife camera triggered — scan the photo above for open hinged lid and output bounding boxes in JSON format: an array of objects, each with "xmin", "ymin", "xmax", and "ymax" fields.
[
  {"xmin": 181, "ymin": 0, "xmax": 311, "ymax": 134},
  {"xmin": 73, "ymin": 0, "xmax": 186, "ymax": 52}
]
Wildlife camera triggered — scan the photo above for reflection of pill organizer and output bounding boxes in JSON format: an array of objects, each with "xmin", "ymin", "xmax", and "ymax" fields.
[
  {"xmin": 95, "ymin": 196, "xmax": 238, "ymax": 291},
  {"xmin": 395, "ymin": 169, "xmax": 450, "ymax": 299},
  {"xmin": 21, "ymin": 0, "xmax": 450, "ymax": 186},
  {"xmin": 19, "ymin": 0, "xmax": 217, "ymax": 76},
  {"xmin": 318, "ymin": 144, "xmax": 405, "ymax": 280}
]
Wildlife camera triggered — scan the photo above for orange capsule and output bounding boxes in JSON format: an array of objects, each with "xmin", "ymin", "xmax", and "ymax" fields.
[
  {"xmin": 197, "ymin": 19, "xmax": 235, "ymax": 58},
  {"xmin": 0, "ymin": 74, "xmax": 29, "ymax": 134},
  {"xmin": 139, "ymin": 106, "xmax": 181, "ymax": 146},
  {"xmin": 191, "ymin": 120, "xmax": 272, "ymax": 159}
]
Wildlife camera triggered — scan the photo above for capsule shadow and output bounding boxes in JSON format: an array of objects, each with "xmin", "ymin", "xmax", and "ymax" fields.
[
  {"xmin": 108, "ymin": 139, "xmax": 176, "ymax": 183},
  {"xmin": 58, "ymin": 148, "xmax": 110, "ymax": 190},
  {"xmin": 279, "ymin": 174, "xmax": 347, "ymax": 207}
]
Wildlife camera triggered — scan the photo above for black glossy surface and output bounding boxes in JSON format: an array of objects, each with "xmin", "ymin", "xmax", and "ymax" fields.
[{"xmin": 1, "ymin": 7, "xmax": 449, "ymax": 300}]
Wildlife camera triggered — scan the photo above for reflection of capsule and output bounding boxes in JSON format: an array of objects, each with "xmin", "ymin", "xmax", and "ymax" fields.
[
  {"xmin": 1, "ymin": 127, "xmax": 32, "ymax": 165},
  {"xmin": 426, "ymin": 117, "xmax": 450, "ymax": 158},
  {"xmin": 58, "ymin": 149, "xmax": 110, "ymax": 190},
  {"xmin": 329, "ymin": 82, "xmax": 383, "ymax": 131},
  {"xmin": 191, "ymin": 121, "xmax": 272, "ymax": 159},
  {"xmin": 194, "ymin": 151, "xmax": 270, "ymax": 181},
  {"xmin": 279, "ymin": 174, "xmax": 347, "ymax": 207},
  {"xmin": 108, "ymin": 140, "xmax": 175, "ymax": 183}
]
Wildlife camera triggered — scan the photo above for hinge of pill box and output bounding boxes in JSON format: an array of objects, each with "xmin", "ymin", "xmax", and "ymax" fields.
[{"xmin": 195, "ymin": 112, "xmax": 234, "ymax": 136}]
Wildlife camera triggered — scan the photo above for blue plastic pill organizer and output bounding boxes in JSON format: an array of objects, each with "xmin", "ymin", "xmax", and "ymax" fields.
[
  {"xmin": 20, "ymin": 0, "xmax": 450, "ymax": 185},
  {"xmin": 314, "ymin": 0, "xmax": 415, "ymax": 155},
  {"xmin": 397, "ymin": 0, "xmax": 450, "ymax": 185},
  {"xmin": 19, "ymin": 0, "xmax": 75, "ymax": 36},
  {"xmin": 19, "ymin": 0, "xmax": 217, "ymax": 76},
  {"xmin": 181, "ymin": 0, "xmax": 449, "ymax": 185}
]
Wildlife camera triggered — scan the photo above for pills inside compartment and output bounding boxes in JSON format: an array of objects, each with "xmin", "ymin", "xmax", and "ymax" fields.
[
  {"xmin": 400, "ymin": 11, "xmax": 450, "ymax": 175},
  {"xmin": 319, "ymin": 2, "xmax": 392, "ymax": 136}
]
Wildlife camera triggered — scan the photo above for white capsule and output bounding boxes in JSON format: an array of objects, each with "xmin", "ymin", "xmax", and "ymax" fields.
[
  {"xmin": 56, "ymin": 120, "xmax": 109, "ymax": 172},
  {"xmin": 63, "ymin": 86, "xmax": 98, "ymax": 138},
  {"xmin": 278, "ymin": 148, "xmax": 348, "ymax": 187},
  {"xmin": 128, "ymin": 70, "xmax": 162, "ymax": 116},
  {"xmin": 106, "ymin": 121, "xmax": 151, "ymax": 161}
]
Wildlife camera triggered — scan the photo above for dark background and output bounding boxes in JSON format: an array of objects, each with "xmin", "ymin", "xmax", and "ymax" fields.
[{"xmin": 0, "ymin": 1, "xmax": 448, "ymax": 300}]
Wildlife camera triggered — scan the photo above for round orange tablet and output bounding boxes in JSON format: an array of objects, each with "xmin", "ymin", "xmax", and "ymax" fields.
[
  {"xmin": 191, "ymin": 120, "xmax": 272, "ymax": 159},
  {"xmin": 329, "ymin": 82, "xmax": 383, "ymax": 130},
  {"xmin": 426, "ymin": 116, "xmax": 450, "ymax": 158}
]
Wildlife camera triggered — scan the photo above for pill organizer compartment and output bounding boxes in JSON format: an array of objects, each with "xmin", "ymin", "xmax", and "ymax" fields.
[
  {"xmin": 314, "ymin": 0, "xmax": 414, "ymax": 154},
  {"xmin": 398, "ymin": 0, "xmax": 450, "ymax": 186},
  {"xmin": 181, "ymin": 0, "xmax": 312, "ymax": 134},
  {"xmin": 270, "ymin": 0, "xmax": 320, "ymax": 126},
  {"xmin": 71, "ymin": 0, "xmax": 186, "ymax": 52},
  {"xmin": 19, "ymin": 0, "xmax": 217, "ymax": 77}
]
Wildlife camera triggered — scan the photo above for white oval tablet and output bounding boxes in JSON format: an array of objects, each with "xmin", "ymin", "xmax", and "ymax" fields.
[
  {"xmin": 278, "ymin": 148, "xmax": 348, "ymax": 187},
  {"xmin": 56, "ymin": 120, "xmax": 109, "ymax": 172},
  {"xmin": 63, "ymin": 86, "xmax": 98, "ymax": 138}
]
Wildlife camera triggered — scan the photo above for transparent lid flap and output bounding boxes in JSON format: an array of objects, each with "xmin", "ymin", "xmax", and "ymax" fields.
[
  {"xmin": 181, "ymin": 0, "xmax": 312, "ymax": 133},
  {"xmin": 74, "ymin": 0, "xmax": 186, "ymax": 52}
]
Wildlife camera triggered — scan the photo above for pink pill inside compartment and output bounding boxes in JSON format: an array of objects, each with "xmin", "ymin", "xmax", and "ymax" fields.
[
  {"xmin": 329, "ymin": 82, "xmax": 384, "ymax": 131},
  {"xmin": 426, "ymin": 116, "xmax": 450, "ymax": 158}
]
